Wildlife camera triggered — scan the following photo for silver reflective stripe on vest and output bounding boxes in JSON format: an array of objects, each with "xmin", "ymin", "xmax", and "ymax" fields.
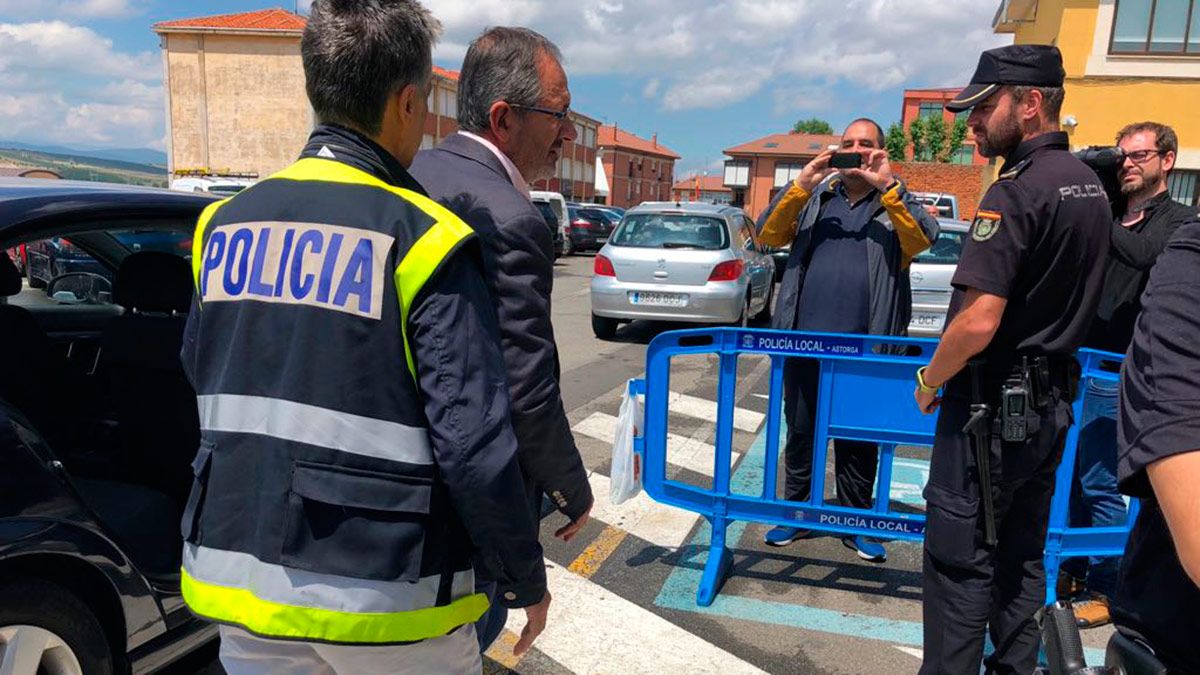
[
  {"xmin": 183, "ymin": 544, "xmax": 475, "ymax": 613},
  {"xmin": 197, "ymin": 394, "xmax": 434, "ymax": 465}
]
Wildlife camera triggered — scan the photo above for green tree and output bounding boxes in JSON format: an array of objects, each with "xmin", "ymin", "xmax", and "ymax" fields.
[
  {"xmin": 946, "ymin": 117, "xmax": 970, "ymax": 163},
  {"xmin": 885, "ymin": 122, "xmax": 908, "ymax": 162},
  {"xmin": 908, "ymin": 117, "xmax": 929, "ymax": 162},
  {"xmin": 792, "ymin": 117, "xmax": 835, "ymax": 135},
  {"xmin": 925, "ymin": 116, "xmax": 948, "ymax": 162}
]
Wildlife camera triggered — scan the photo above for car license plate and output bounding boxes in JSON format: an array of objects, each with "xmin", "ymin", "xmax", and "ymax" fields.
[
  {"xmin": 630, "ymin": 291, "xmax": 687, "ymax": 307},
  {"xmin": 912, "ymin": 312, "xmax": 945, "ymax": 329}
]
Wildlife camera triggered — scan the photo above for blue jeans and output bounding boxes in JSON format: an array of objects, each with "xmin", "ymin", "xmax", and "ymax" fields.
[
  {"xmin": 473, "ymin": 580, "xmax": 508, "ymax": 653},
  {"xmin": 1064, "ymin": 377, "xmax": 1127, "ymax": 596}
]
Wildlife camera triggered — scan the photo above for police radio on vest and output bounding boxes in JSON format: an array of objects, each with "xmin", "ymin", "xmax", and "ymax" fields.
[{"xmin": 200, "ymin": 222, "xmax": 394, "ymax": 320}]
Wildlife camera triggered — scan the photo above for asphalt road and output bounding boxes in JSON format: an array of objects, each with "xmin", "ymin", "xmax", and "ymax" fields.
[{"xmin": 168, "ymin": 254, "xmax": 1115, "ymax": 674}]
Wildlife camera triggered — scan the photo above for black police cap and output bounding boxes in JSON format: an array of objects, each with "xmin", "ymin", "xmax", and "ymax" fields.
[{"xmin": 946, "ymin": 44, "xmax": 1065, "ymax": 112}]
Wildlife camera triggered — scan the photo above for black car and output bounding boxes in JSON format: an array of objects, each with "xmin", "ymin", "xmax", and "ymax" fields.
[
  {"xmin": 534, "ymin": 199, "xmax": 563, "ymax": 259},
  {"xmin": 564, "ymin": 203, "xmax": 615, "ymax": 254},
  {"xmin": 0, "ymin": 178, "xmax": 218, "ymax": 674}
]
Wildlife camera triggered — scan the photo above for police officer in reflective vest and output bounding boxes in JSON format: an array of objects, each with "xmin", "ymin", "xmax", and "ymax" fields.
[
  {"xmin": 179, "ymin": 1, "xmax": 550, "ymax": 672},
  {"xmin": 912, "ymin": 45, "xmax": 1110, "ymax": 674}
]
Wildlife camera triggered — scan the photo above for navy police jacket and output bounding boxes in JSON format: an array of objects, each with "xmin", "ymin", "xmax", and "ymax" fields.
[{"xmin": 178, "ymin": 125, "xmax": 545, "ymax": 645}]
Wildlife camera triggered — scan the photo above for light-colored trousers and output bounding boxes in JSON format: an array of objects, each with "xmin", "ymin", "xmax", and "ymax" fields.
[{"xmin": 217, "ymin": 624, "xmax": 482, "ymax": 675}]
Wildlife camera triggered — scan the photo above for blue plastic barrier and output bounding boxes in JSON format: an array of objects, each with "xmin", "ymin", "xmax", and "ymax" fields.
[{"xmin": 632, "ymin": 327, "xmax": 1132, "ymax": 607}]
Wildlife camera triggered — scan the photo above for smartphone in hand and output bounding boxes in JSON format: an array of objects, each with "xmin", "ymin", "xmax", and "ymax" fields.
[{"xmin": 829, "ymin": 152, "xmax": 863, "ymax": 170}]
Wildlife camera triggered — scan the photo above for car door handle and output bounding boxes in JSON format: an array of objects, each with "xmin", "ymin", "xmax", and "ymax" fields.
[{"xmin": 653, "ymin": 271, "xmax": 668, "ymax": 279}]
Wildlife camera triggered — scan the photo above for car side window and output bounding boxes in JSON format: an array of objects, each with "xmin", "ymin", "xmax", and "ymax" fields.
[
  {"xmin": 11, "ymin": 237, "xmax": 112, "ymax": 309},
  {"xmin": 741, "ymin": 216, "xmax": 760, "ymax": 251},
  {"xmin": 10, "ymin": 227, "xmax": 192, "ymax": 310}
]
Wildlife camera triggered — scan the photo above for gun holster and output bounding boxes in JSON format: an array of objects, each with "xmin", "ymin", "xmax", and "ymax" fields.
[{"xmin": 1106, "ymin": 632, "xmax": 1169, "ymax": 675}]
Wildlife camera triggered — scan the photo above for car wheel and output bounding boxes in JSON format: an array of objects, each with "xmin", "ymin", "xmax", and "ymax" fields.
[
  {"xmin": 592, "ymin": 313, "xmax": 618, "ymax": 339},
  {"xmin": 562, "ymin": 233, "xmax": 575, "ymax": 257},
  {"xmin": 26, "ymin": 263, "xmax": 45, "ymax": 290},
  {"xmin": 0, "ymin": 579, "xmax": 112, "ymax": 675},
  {"xmin": 752, "ymin": 283, "xmax": 773, "ymax": 326}
]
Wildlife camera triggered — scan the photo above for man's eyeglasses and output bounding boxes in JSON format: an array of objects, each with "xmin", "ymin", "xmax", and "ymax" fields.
[
  {"xmin": 509, "ymin": 103, "xmax": 572, "ymax": 121},
  {"xmin": 1125, "ymin": 149, "xmax": 1164, "ymax": 164}
]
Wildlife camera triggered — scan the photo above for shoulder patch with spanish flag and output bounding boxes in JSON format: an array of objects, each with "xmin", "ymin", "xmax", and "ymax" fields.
[{"xmin": 971, "ymin": 210, "xmax": 1003, "ymax": 242}]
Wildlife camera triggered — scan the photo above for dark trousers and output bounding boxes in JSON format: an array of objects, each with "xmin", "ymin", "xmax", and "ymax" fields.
[
  {"xmin": 1063, "ymin": 377, "xmax": 1126, "ymax": 596},
  {"xmin": 920, "ymin": 393, "xmax": 1071, "ymax": 675},
  {"xmin": 782, "ymin": 357, "xmax": 878, "ymax": 509}
]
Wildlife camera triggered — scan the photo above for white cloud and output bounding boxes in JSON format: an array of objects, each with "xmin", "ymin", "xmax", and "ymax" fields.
[
  {"xmin": 662, "ymin": 67, "xmax": 769, "ymax": 111},
  {"xmin": 422, "ymin": 0, "xmax": 1008, "ymax": 113},
  {"xmin": 642, "ymin": 78, "xmax": 660, "ymax": 99},
  {"xmin": 0, "ymin": 21, "xmax": 158, "ymax": 80},
  {"xmin": 0, "ymin": 19, "xmax": 162, "ymax": 148},
  {"xmin": 0, "ymin": 0, "xmax": 138, "ymax": 19}
]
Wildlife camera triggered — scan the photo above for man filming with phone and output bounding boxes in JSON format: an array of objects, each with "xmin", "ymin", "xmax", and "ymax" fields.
[{"xmin": 755, "ymin": 119, "xmax": 939, "ymax": 562}]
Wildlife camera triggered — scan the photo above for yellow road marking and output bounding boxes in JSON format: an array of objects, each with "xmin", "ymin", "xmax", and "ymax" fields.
[
  {"xmin": 483, "ymin": 628, "xmax": 523, "ymax": 670},
  {"xmin": 567, "ymin": 525, "xmax": 628, "ymax": 579}
]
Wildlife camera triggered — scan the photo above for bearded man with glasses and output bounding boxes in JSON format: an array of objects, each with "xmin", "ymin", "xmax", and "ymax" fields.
[{"xmin": 1063, "ymin": 121, "xmax": 1197, "ymax": 629}]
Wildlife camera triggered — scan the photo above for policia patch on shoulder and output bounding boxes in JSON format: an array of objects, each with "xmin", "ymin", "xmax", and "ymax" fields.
[{"xmin": 971, "ymin": 210, "xmax": 1003, "ymax": 242}]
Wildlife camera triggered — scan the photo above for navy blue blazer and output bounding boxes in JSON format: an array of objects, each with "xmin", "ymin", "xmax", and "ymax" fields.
[{"xmin": 410, "ymin": 133, "xmax": 592, "ymax": 524}]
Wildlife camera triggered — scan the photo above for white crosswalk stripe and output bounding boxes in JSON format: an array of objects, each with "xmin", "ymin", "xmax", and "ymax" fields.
[
  {"xmin": 667, "ymin": 391, "xmax": 764, "ymax": 432},
  {"xmin": 572, "ymin": 411, "xmax": 743, "ymax": 477},
  {"xmin": 504, "ymin": 560, "xmax": 767, "ymax": 675},
  {"xmin": 585, "ymin": 472, "xmax": 701, "ymax": 550}
]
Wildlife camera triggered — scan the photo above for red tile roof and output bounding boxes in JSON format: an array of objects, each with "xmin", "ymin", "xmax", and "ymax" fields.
[
  {"xmin": 433, "ymin": 66, "xmax": 459, "ymax": 82},
  {"xmin": 155, "ymin": 8, "xmax": 307, "ymax": 33},
  {"xmin": 598, "ymin": 125, "xmax": 680, "ymax": 160},
  {"xmin": 672, "ymin": 175, "xmax": 730, "ymax": 192},
  {"xmin": 724, "ymin": 132, "xmax": 842, "ymax": 157}
]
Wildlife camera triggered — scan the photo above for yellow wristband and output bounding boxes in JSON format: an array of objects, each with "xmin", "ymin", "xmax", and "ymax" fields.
[{"xmin": 916, "ymin": 367, "xmax": 940, "ymax": 394}]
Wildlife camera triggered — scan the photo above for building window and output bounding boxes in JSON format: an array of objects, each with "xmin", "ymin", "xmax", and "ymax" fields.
[
  {"xmin": 773, "ymin": 162, "xmax": 805, "ymax": 188},
  {"xmin": 427, "ymin": 89, "xmax": 437, "ymax": 114},
  {"xmin": 584, "ymin": 127, "xmax": 595, "ymax": 148},
  {"xmin": 1168, "ymin": 169, "xmax": 1200, "ymax": 205},
  {"xmin": 918, "ymin": 101, "xmax": 943, "ymax": 119},
  {"xmin": 1110, "ymin": 0, "xmax": 1200, "ymax": 54},
  {"xmin": 440, "ymin": 90, "xmax": 457, "ymax": 117},
  {"xmin": 950, "ymin": 144, "xmax": 976, "ymax": 165},
  {"xmin": 421, "ymin": 134, "xmax": 434, "ymax": 150},
  {"xmin": 724, "ymin": 160, "xmax": 750, "ymax": 187}
]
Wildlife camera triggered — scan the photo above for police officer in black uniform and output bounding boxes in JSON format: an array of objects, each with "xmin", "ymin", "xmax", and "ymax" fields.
[
  {"xmin": 911, "ymin": 45, "xmax": 1111, "ymax": 674},
  {"xmin": 1108, "ymin": 218, "xmax": 1200, "ymax": 673}
]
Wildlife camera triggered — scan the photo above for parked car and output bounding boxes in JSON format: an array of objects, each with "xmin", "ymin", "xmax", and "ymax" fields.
[
  {"xmin": 763, "ymin": 244, "xmax": 790, "ymax": 282},
  {"xmin": 594, "ymin": 205, "xmax": 626, "ymax": 222},
  {"xmin": 4, "ymin": 244, "xmax": 23, "ymax": 275},
  {"xmin": 564, "ymin": 203, "xmax": 615, "ymax": 255},
  {"xmin": 533, "ymin": 199, "xmax": 564, "ymax": 258},
  {"xmin": 0, "ymin": 177, "xmax": 219, "ymax": 674},
  {"xmin": 23, "ymin": 237, "xmax": 109, "ymax": 290},
  {"xmin": 590, "ymin": 202, "xmax": 775, "ymax": 338},
  {"xmin": 912, "ymin": 191, "xmax": 959, "ymax": 219},
  {"xmin": 908, "ymin": 218, "xmax": 970, "ymax": 336}
]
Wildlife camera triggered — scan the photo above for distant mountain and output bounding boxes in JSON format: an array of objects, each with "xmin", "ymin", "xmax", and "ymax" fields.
[{"xmin": 0, "ymin": 141, "xmax": 166, "ymax": 167}]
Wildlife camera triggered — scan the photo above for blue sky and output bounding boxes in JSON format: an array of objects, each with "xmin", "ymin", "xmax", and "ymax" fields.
[{"xmin": 0, "ymin": 0, "xmax": 1010, "ymax": 176}]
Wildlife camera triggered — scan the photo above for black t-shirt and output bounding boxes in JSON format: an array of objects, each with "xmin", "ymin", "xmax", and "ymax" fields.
[
  {"xmin": 1112, "ymin": 220, "xmax": 1200, "ymax": 673},
  {"xmin": 1086, "ymin": 192, "xmax": 1195, "ymax": 354},
  {"xmin": 946, "ymin": 132, "xmax": 1111, "ymax": 380}
]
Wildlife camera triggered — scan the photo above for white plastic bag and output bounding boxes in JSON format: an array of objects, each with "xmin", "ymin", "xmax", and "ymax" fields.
[{"xmin": 609, "ymin": 384, "xmax": 644, "ymax": 505}]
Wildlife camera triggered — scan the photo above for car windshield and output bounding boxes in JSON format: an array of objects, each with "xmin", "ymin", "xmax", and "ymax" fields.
[
  {"xmin": 610, "ymin": 214, "xmax": 729, "ymax": 250},
  {"xmin": 914, "ymin": 229, "xmax": 966, "ymax": 264},
  {"xmin": 534, "ymin": 201, "xmax": 558, "ymax": 226},
  {"xmin": 581, "ymin": 209, "xmax": 617, "ymax": 224},
  {"xmin": 113, "ymin": 229, "xmax": 193, "ymax": 257}
]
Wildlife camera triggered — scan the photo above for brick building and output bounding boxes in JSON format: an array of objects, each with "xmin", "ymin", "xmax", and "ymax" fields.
[
  {"xmin": 598, "ymin": 126, "xmax": 679, "ymax": 209},
  {"xmin": 671, "ymin": 175, "xmax": 732, "ymax": 204},
  {"xmin": 900, "ymin": 88, "xmax": 987, "ymax": 165},
  {"xmin": 722, "ymin": 132, "xmax": 840, "ymax": 220},
  {"xmin": 530, "ymin": 113, "xmax": 601, "ymax": 203},
  {"xmin": 156, "ymin": 9, "xmax": 598, "ymax": 198},
  {"xmin": 722, "ymin": 130, "xmax": 990, "ymax": 221}
]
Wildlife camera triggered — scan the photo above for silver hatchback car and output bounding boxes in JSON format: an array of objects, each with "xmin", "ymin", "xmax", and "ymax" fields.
[
  {"xmin": 908, "ymin": 218, "xmax": 970, "ymax": 336},
  {"xmin": 590, "ymin": 202, "xmax": 775, "ymax": 338}
]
